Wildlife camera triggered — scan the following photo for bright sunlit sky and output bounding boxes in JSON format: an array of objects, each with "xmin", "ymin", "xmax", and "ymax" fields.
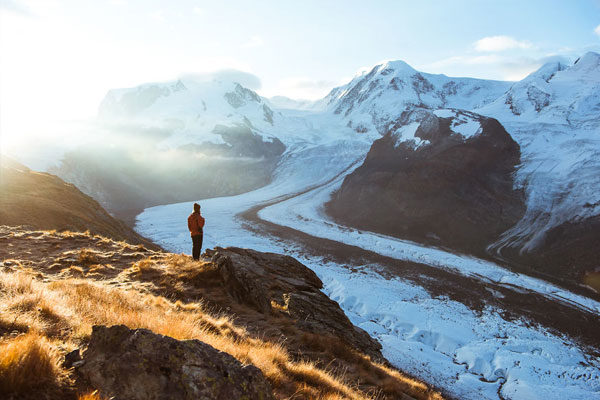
[{"xmin": 1, "ymin": 0, "xmax": 599, "ymax": 145}]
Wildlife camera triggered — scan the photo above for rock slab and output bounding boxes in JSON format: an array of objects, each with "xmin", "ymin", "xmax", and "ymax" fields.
[
  {"xmin": 77, "ymin": 325, "xmax": 274, "ymax": 400},
  {"xmin": 207, "ymin": 247, "xmax": 383, "ymax": 360}
]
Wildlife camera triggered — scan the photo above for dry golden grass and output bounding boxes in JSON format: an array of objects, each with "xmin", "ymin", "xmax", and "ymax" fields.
[
  {"xmin": 0, "ymin": 227, "xmax": 443, "ymax": 400},
  {"xmin": 78, "ymin": 390, "xmax": 108, "ymax": 400},
  {"xmin": 77, "ymin": 248, "xmax": 98, "ymax": 265},
  {"xmin": 0, "ymin": 269, "xmax": 441, "ymax": 399},
  {"xmin": 0, "ymin": 331, "xmax": 62, "ymax": 395}
]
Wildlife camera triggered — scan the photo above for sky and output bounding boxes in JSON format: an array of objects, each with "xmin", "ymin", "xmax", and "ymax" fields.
[{"xmin": 1, "ymin": 0, "xmax": 599, "ymax": 149}]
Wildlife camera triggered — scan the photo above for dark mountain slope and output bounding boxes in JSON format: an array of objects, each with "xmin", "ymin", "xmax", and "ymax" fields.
[
  {"xmin": 327, "ymin": 109, "xmax": 525, "ymax": 256},
  {"xmin": 0, "ymin": 156, "xmax": 159, "ymax": 249}
]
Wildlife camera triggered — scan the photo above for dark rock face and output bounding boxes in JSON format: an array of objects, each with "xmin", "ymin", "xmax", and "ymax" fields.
[
  {"xmin": 208, "ymin": 124, "xmax": 285, "ymax": 159},
  {"xmin": 77, "ymin": 325, "xmax": 274, "ymax": 400},
  {"xmin": 503, "ymin": 215, "xmax": 600, "ymax": 285},
  {"xmin": 206, "ymin": 247, "xmax": 383, "ymax": 360},
  {"xmin": 327, "ymin": 109, "xmax": 526, "ymax": 256}
]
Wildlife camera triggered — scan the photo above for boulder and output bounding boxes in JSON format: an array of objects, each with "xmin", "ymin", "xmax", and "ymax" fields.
[
  {"xmin": 77, "ymin": 325, "xmax": 274, "ymax": 400},
  {"xmin": 207, "ymin": 247, "xmax": 382, "ymax": 359}
]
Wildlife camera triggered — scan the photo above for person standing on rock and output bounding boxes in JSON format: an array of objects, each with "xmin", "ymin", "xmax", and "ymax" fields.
[{"xmin": 187, "ymin": 203, "xmax": 205, "ymax": 261}]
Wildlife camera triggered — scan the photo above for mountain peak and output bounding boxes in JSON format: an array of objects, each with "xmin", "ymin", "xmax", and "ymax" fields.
[
  {"xmin": 571, "ymin": 51, "xmax": 600, "ymax": 75},
  {"xmin": 575, "ymin": 51, "xmax": 600, "ymax": 63},
  {"xmin": 522, "ymin": 57, "xmax": 568, "ymax": 83},
  {"xmin": 377, "ymin": 59, "xmax": 417, "ymax": 75}
]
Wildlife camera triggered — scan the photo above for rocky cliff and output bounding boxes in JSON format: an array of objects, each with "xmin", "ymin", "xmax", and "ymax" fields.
[{"xmin": 327, "ymin": 109, "xmax": 525, "ymax": 256}]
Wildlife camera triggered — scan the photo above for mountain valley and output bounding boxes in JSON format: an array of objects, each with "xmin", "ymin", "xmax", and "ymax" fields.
[{"xmin": 4, "ymin": 51, "xmax": 600, "ymax": 400}]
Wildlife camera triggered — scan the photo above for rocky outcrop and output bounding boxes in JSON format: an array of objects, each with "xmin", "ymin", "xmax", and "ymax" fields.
[
  {"xmin": 77, "ymin": 325, "xmax": 274, "ymax": 400},
  {"xmin": 204, "ymin": 124, "xmax": 285, "ymax": 159},
  {"xmin": 327, "ymin": 109, "xmax": 525, "ymax": 256},
  {"xmin": 207, "ymin": 247, "xmax": 383, "ymax": 360}
]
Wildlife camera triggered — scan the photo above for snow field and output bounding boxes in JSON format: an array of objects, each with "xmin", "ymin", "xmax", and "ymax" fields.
[{"xmin": 314, "ymin": 262, "xmax": 600, "ymax": 400}]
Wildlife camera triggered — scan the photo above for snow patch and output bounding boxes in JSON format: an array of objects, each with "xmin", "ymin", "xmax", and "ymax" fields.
[
  {"xmin": 392, "ymin": 122, "xmax": 429, "ymax": 148},
  {"xmin": 433, "ymin": 109, "xmax": 455, "ymax": 118},
  {"xmin": 450, "ymin": 115, "xmax": 482, "ymax": 139}
]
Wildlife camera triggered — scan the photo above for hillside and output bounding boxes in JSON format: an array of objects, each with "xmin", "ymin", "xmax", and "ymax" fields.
[
  {"xmin": 0, "ymin": 226, "xmax": 442, "ymax": 400},
  {"xmin": 0, "ymin": 157, "xmax": 159, "ymax": 250}
]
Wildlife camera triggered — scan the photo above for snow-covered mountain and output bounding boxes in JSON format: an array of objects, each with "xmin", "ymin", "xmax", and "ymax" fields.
[
  {"xmin": 322, "ymin": 60, "xmax": 511, "ymax": 135},
  {"xmin": 474, "ymin": 52, "xmax": 600, "ymax": 279},
  {"xmin": 479, "ymin": 52, "xmax": 600, "ymax": 126},
  {"xmin": 98, "ymin": 78, "xmax": 280, "ymax": 150},
  {"xmin": 54, "ymin": 77, "xmax": 292, "ymax": 221},
  {"xmin": 320, "ymin": 52, "xmax": 600, "ymax": 284}
]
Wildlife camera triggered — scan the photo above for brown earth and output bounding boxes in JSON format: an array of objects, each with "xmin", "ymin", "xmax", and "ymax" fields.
[{"xmin": 0, "ymin": 157, "xmax": 159, "ymax": 250}]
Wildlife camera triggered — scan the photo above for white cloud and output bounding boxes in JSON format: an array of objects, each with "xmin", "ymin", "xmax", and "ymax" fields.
[
  {"xmin": 261, "ymin": 77, "xmax": 341, "ymax": 100},
  {"xmin": 181, "ymin": 70, "xmax": 262, "ymax": 90},
  {"xmin": 0, "ymin": 0, "xmax": 32, "ymax": 16},
  {"xmin": 424, "ymin": 54, "xmax": 558, "ymax": 81},
  {"xmin": 474, "ymin": 35, "xmax": 532, "ymax": 52},
  {"xmin": 595, "ymin": 24, "xmax": 600, "ymax": 36},
  {"xmin": 243, "ymin": 35, "xmax": 264, "ymax": 48},
  {"xmin": 192, "ymin": 6, "xmax": 203, "ymax": 16},
  {"xmin": 150, "ymin": 10, "xmax": 165, "ymax": 22}
]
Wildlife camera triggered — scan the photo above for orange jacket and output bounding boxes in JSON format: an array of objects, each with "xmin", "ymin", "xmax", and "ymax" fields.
[{"xmin": 187, "ymin": 212, "xmax": 205, "ymax": 236}]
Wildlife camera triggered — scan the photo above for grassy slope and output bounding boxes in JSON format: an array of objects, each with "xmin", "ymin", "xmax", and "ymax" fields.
[
  {"xmin": 0, "ymin": 157, "xmax": 159, "ymax": 250},
  {"xmin": 0, "ymin": 227, "xmax": 443, "ymax": 400}
]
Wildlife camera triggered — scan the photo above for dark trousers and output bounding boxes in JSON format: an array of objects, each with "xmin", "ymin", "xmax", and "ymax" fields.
[{"xmin": 192, "ymin": 233, "xmax": 203, "ymax": 260}]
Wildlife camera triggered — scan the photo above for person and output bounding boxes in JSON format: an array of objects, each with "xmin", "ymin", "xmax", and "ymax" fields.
[{"xmin": 187, "ymin": 203, "xmax": 205, "ymax": 260}]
